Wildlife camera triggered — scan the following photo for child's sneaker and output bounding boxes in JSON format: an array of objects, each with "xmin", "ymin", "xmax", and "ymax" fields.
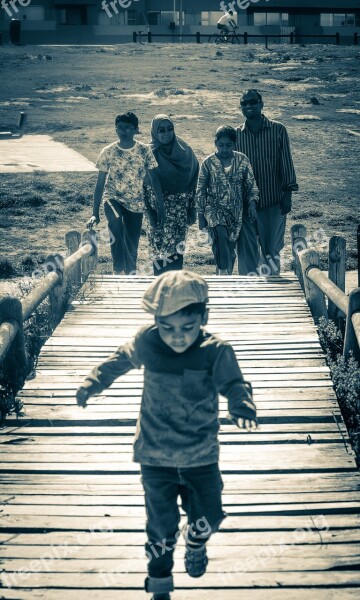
[{"xmin": 185, "ymin": 543, "xmax": 208, "ymax": 578}]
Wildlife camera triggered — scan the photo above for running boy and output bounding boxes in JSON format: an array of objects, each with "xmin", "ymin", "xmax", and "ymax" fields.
[
  {"xmin": 87, "ymin": 112, "xmax": 164, "ymax": 275},
  {"xmin": 196, "ymin": 125, "xmax": 258, "ymax": 275},
  {"xmin": 76, "ymin": 270, "xmax": 257, "ymax": 600}
]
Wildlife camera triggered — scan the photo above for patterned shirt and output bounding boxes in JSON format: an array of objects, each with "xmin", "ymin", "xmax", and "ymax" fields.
[
  {"xmin": 236, "ymin": 116, "xmax": 298, "ymax": 209},
  {"xmin": 195, "ymin": 151, "xmax": 259, "ymax": 241},
  {"xmin": 80, "ymin": 325, "xmax": 256, "ymax": 468},
  {"xmin": 96, "ymin": 141, "xmax": 158, "ymax": 213}
]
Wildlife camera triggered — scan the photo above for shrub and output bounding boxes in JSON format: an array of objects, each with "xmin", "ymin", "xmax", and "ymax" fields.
[{"xmin": 318, "ymin": 317, "xmax": 360, "ymax": 463}]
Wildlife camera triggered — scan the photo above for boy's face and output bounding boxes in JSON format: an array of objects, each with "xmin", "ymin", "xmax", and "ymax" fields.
[
  {"xmin": 116, "ymin": 121, "xmax": 138, "ymax": 143},
  {"xmin": 156, "ymin": 310, "xmax": 208, "ymax": 353},
  {"xmin": 215, "ymin": 136, "xmax": 235, "ymax": 160}
]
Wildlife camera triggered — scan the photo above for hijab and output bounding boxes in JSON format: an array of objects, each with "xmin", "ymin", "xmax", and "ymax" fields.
[{"xmin": 150, "ymin": 114, "xmax": 199, "ymax": 194}]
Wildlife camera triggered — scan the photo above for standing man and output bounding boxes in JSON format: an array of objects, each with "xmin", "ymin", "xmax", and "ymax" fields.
[{"xmin": 236, "ymin": 89, "xmax": 298, "ymax": 276}]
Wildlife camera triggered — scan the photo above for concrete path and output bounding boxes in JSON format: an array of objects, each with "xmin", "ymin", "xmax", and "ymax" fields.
[{"xmin": 0, "ymin": 135, "xmax": 96, "ymax": 173}]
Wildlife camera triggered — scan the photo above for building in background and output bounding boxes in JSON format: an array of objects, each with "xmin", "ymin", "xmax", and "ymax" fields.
[{"xmin": 0, "ymin": 0, "xmax": 359, "ymax": 45}]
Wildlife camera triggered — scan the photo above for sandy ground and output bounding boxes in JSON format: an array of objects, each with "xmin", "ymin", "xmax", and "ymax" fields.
[{"xmin": 0, "ymin": 42, "xmax": 359, "ymax": 279}]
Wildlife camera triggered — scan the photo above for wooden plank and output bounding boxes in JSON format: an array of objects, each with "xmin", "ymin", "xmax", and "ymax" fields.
[
  {"xmin": 0, "ymin": 590, "xmax": 358, "ymax": 600},
  {"xmin": 1, "ymin": 514, "xmax": 359, "ymax": 532},
  {"xmin": 1, "ymin": 528, "xmax": 359, "ymax": 547},
  {"xmin": 1, "ymin": 571, "xmax": 360, "ymax": 589},
  {"xmin": 1, "ymin": 491, "xmax": 359, "ymax": 505},
  {"xmin": 2, "ymin": 554, "xmax": 360, "ymax": 573}
]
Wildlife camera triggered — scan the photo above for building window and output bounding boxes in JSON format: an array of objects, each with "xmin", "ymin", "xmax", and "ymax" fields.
[
  {"xmin": 148, "ymin": 12, "xmax": 160, "ymax": 26},
  {"xmin": 1, "ymin": 4, "xmax": 45, "ymax": 20},
  {"xmin": 184, "ymin": 12, "xmax": 201, "ymax": 26},
  {"xmin": 127, "ymin": 10, "xmax": 136, "ymax": 26},
  {"xmin": 98, "ymin": 10, "xmax": 125, "ymax": 26},
  {"xmin": 254, "ymin": 12, "xmax": 289, "ymax": 27},
  {"xmin": 320, "ymin": 13, "xmax": 356, "ymax": 27},
  {"xmin": 59, "ymin": 6, "xmax": 87, "ymax": 26},
  {"xmin": 201, "ymin": 12, "xmax": 226, "ymax": 26}
]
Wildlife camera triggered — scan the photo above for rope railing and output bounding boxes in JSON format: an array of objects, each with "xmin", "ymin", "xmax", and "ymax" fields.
[
  {"xmin": 291, "ymin": 225, "xmax": 360, "ymax": 362},
  {"xmin": 0, "ymin": 230, "xmax": 98, "ymax": 392}
]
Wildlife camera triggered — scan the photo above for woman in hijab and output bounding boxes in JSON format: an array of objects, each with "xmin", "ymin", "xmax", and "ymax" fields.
[{"xmin": 144, "ymin": 114, "xmax": 199, "ymax": 275}]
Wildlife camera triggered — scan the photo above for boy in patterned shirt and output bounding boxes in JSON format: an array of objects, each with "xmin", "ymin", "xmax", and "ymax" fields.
[{"xmin": 88, "ymin": 112, "xmax": 164, "ymax": 274}]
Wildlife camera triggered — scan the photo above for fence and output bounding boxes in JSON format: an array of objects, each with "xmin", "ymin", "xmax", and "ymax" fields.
[
  {"xmin": 133, "ymin": 31, "xmax": 359, "ymax": 46},
  {"xmin": 291, "ymin": 224, "xmax": 360, "ymax": 362},
  {"xmin": 0, "ymin": 230, "xmax": 98, "ymax": 393}
]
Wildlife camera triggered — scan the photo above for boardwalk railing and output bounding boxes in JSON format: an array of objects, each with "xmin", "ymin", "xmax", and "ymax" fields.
[
  {"xmin": 0, "ymin": 230, "xmax": 98, "ymax": 393},
  {"xmin": 291, "ymin": 224, "xmax": 360, "ymax": 362},
  {"xmin": 133, "ymin": 30, "xmax": 359, "ymax": 46}
]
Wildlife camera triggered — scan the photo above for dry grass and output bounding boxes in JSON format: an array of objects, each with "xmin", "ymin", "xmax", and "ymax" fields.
[{"xmin": 0, "ymin": 42, "xmax": 359, "ymax": 278}]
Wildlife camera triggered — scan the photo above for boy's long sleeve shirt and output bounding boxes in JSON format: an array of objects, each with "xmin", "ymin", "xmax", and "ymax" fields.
[{"xmin": 80, "ymin": 325, "xmax": 256, "ymax": 468}]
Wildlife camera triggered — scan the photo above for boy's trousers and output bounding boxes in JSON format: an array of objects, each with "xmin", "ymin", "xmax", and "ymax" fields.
[
  {"xmin": 104, "ymin": 200, "xmax": 143, "ymax": 274},
  {"xmin": 141, "ymin": 463, "xmax": 225, "ymax": 582}
]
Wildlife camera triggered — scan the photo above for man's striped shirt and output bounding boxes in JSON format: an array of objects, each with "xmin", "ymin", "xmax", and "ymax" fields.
[{"xmin": 236, "ymin": 115, "xmax": 298, "ymax": 209}]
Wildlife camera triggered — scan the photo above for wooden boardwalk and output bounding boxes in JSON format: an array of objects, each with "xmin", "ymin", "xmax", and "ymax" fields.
[{"xmin": 1, "ymin": 274, "xmax": 360, "ymax": 599}]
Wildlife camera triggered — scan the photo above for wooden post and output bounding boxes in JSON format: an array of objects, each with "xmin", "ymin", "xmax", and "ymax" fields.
[
  {"xmin": 344, "ymin": 288, "xmax": 360, "ymax": 362},
  {"xmin": 298, "ymin": 249, "xmax": 327, "ymax": 322},
  {"xmin": 0, "ymin": 296, "xmax": 27, "ymax": 391},
  {"xmin": 65, "ymin": 230, "xmax": 81, "ymax": 285},
  {"xmin": 290, "ymin": 31, "xmax": 294, "ymax": 44},
  {"xmin": 47, "ymin": 254, "xmax": 67, "ymax": 323},
  {"xmin": 328, "ymin": 236, "xmax": 346, "ymax": 322},
  {"xmin": 357, "ymin": 224, "xmax": 360, "ymax": 287},
  {"xmin": 354, "ymin": 32, "xmax": 358, "ymax": 46},
  {"xmin": 133, "ymin": 31, "xmax": 137, "ymax": 43},
  {"xmin": 196, "ymin": 31, "xmax": 200, "ymax": 44},
  {"xmin": 335, "ymin": 32, "xmax": 340, "ymax": 45},
  {"xmin": 290, "ymin": 224, "xmax": 307, "ymax": 289},
  {"xmin": 81, "ymin": 230, "xmax": 98, "ymax": 282},
  {"xmin": 147, "ymin": 30, "xmax": 152, "ymax": 43},
  {"xmin": 244, "ymin": 31, "xmax": 248, "ymax": 44}
]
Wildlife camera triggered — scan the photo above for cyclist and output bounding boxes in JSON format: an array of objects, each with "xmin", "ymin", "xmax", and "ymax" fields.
[{"xmin": 217, "ymin": 9, "xmax": 237, "ymax": 38}]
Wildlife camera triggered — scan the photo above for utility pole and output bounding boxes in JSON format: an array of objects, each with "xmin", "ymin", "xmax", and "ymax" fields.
[{"xmin": 179, "ymin": 0, "xmax": 182, "ymax": 42}]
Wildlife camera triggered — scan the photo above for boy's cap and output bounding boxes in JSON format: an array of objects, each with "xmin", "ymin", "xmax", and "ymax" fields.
[
  {"xmin": 115, "ymin": 111, "xmax": 139, "ymax": 128},
  {"xmin": 142, "ymin": 271, "xmax": 208, "ymax": 317}
]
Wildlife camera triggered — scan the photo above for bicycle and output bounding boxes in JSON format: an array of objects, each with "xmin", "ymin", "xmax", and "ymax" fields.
[
  {"xmin": 208, "ymin": 26, "xmax": 242, "ymax": 45},
  {"xmin": 137, "ymin": 29, "xmax": 150, "ymax": 45}
]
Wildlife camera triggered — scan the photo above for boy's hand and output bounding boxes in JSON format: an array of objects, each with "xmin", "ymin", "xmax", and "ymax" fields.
[
  {"xmin": 248, "ymin": 201, "xmax": 257, "ymax": 224},
  {"xmin": 76, "ymin": 388, "xmax": 89, "ymax": 408},
  {"xmin": 237, "ymin": 418, "xmax": 257, "ymax": 431},
  {"xmin": 87, "ymin": 215, "xmax": 99, "ymax": 229},
  {"xmin": 198, "ymin": 214, "xmax": 207, "ymax": 230}
]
